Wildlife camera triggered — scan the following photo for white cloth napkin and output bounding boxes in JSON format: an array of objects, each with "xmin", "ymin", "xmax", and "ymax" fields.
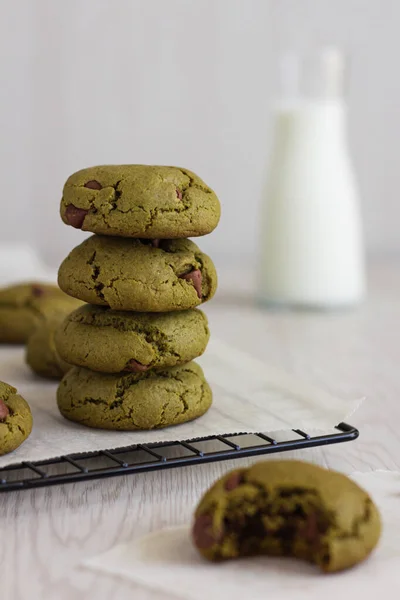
[
  {"xmin": 0, "ymin": 338, "xmax": 360, "ymax": 468},
  {"xmin": 84, "ymin": 471, "xmax": 400, "ymax": 599}
]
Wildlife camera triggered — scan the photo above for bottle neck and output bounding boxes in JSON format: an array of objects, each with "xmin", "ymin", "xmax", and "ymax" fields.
[{"xmin": 279, "ymin": 49, "xmax": 347, "ymax": 105}]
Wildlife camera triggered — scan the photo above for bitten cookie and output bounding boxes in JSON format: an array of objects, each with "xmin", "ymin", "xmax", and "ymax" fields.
[
  {"xmin": 192, "ymin": 460, "xmax": 381, "ymax": 573},
  {"xmin": 0, "ymin": 381, "xmax": 33, "ymax": 455},
  {"xmin": 55, "ymin": 305, "xmax": 209, "ymax": 373},
  {"xmin": 58, "ymin": 236, "xmax": 217, "ymax": 312},
  {"xmin": 60, "ymin": 165, "xmax": 220, "ymax": 238},
  {"xmin": 0, "ymin": 282, "xmax": 83, "ymax": 343},
  {"xmin": 57, "ymin": 362, "xmax": 212, "ymax": 430},
  {"xmin": 26, "ymin": 317, "xmax": 72, "ymax": 379}
]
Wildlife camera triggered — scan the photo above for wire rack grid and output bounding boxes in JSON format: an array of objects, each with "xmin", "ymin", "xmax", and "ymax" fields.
[{"xmin": 0, "ymin": 422, "xmax": 358, "ymax": 492}]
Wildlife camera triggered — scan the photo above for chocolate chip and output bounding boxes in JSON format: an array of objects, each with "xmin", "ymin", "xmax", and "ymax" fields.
[
  {"xmin": 31, "ymin": 285, "xmax": 45, "ymax": 297},
  {"xmin": 224, "ymin": 471, "xmax": 244, "ymax": 491},
  {"xmin": 176, "ymin": 188, "xmax": 182, "ymax": 200},
  {"xmin": 302, "ymin": 513, "xmax": 319, "ymax": 543},
  {"xmin": 64, "ymin": 204, "xmax": 89, "ymax": 229},
  {"xmin": 179, "ymin": 269, "xmax": 202, "ymax": 299},
  {"xmin": 278, "ymin": 523, "xmax": 296, "ymax": 542},
  {"xmin": 84, "ymin": 180, "xmax": 102, "ymax": 190},
  {"xmin": 192, "ymin": 514, "xmax": 220, "ymax": 550},
  {"xmin": 0, "ymin": 399, "xmax": 9, "ymax": 421},
  {"xmin": 139, "ymin": 239, "xmax": 161, "ymax": 248},
  {"xmin": 124, "ymin": 359, "xmax": 150, "ymax": 373},
  {"xmin": 298, "ymin": 512, "xmax": 328, "ymax": 553}
]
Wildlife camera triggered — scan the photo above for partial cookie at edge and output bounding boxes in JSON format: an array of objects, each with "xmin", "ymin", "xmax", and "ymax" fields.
[{"xmin": 0, "ymin": 381, "xmax": 33, "ymax": 455}]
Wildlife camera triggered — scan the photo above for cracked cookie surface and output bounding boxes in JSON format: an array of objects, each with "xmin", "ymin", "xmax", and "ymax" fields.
[
  {"xmin": 0, "ymin": 381, "xmax": 33, "ymax": 455},
  {"xmin": 55, "ymin": 305, "xmax": 210, "ymax": 373},
  {"xmin": 58, "ymin": 236, "xmax": 217, "ymax": 311},
  {"xmin": 192, "ymin": 460, "xmax": 381, "ymax": 573},
  {"xmin": 26, "ymin": 316, "xmax": 72, "ymax": 380},
  {"xmin": 57, "ymin": 362, "xmax": 212, "ymax": 430},
  {"xmin": 0, "ymin": 282, "xmax": 83, "ymax": 343},
  {"xmin": 60, "ymin": 165, "xmax": 221, "ymax": 238}
]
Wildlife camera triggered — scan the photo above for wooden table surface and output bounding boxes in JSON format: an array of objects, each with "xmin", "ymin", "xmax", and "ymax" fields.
[{"xmin": 2, "ymin": 260, "xmax": 400, "ymax": 600}]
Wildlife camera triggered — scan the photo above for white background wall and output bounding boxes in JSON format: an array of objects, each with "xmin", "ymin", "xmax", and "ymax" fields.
[{"xmin": 0, "ymin": 0, "xmax": 398, "ymax": 271}]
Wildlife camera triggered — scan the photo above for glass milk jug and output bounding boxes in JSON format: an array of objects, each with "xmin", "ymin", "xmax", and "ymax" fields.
[{"xmin": 258, "ymin": 48, "xmax": 365, "ymax": 308}]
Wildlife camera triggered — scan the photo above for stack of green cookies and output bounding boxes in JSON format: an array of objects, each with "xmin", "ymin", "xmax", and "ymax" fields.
[{"xmin": 55, "ymin": 165, "xmax": 220, "ymax": 431}]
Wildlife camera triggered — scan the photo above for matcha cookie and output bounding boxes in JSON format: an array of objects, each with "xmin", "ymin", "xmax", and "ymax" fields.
[
  {"xmin": 192, "ymin": 460, "xmax": 381, "ymax": 573},
  {"xmin": 60, "ymin": 165, "xmax": 220, "ymax": 238},
  {"xmin": 26, "ymin": 317, "xmax": 72, "ymax": 379},
  {"xmin": 55, "ymin": 305, "xmax": 209, "ymax": 373},
  {"xmin": 0, "ymin": 381, "xmax": 33, "ymax": 455},
  {"xmin": 58, "ymin": 236, "xmax": 217, "ymax": 312},
  {"xmin": 0, "ymin": 282, "xmax": 83, "ymax": 343},
  {"xmin": 57, "ymin": 362, "xmax": 212, "ymax": 430}
]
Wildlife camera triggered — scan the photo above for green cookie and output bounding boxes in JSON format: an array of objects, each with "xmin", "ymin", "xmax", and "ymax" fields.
[
  {"xmin": 57, "ymin": 362, "xmax": 212, "ymax": 430},
  {"xmin": 60, "ymin": 165, "xmax": 220, "ymax": 238},
  {"xmin": 192, "ymin": 460, "xmax": 381, "ymax": 573},
  {"xmin": 26, "ymin": 317, "xmax": 72, "ymax": 380},
  {"xmin": 0, "ymin": 381, "xmax": 33, "ymax": 455},
  {"xmin": 58, "ymin": 236, "xmax": 217, "ymax": 312},
  {"xmin": 0, "ymin": 282, "xmax": 83, "ymax": 344},
  {"xmin": 55, "ymin": 305, "xmax": 209, "ymax": 373}
]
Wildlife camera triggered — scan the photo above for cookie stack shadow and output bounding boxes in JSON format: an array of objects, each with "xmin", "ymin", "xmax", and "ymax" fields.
[{"xmin": 54, "ymin": 165, "xmax": 220, "ymax": 431}]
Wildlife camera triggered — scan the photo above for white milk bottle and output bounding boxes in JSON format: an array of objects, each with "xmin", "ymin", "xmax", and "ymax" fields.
[{"xmin": 258, "ymin": 49, "xmax": 365, "ymax": 308}]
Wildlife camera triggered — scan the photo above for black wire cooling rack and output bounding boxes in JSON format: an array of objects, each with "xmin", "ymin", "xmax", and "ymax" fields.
[{"xmin": 0, "ymin": 422, "xmax": 358, "ymax": 492}]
